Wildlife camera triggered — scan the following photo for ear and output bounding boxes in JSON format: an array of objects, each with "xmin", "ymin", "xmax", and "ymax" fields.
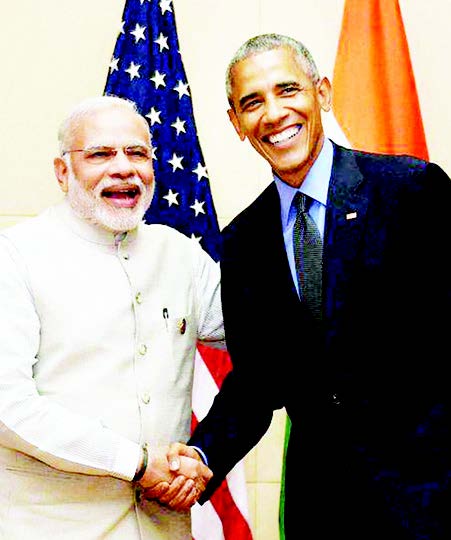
[
  {"xmin": 227, "ymin": 108, "xmax": 246, "ymax": 141},
  {"xmin": 54, "ymin": 157, "xmax": 69, "ymax": 193},
  {"xmin": 316, "ymin": 77, "xmax": 332, "ymax": 113}
]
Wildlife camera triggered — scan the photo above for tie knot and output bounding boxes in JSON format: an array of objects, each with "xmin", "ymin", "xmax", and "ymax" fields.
[{"xmin": 293, "ymin": 192, "xmax": 309, "ymax": 214}]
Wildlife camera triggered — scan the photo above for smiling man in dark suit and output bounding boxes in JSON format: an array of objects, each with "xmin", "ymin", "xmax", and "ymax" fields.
[{"xmin": 159, "ymin": 33, "xmax": 451, "ymax": 539}]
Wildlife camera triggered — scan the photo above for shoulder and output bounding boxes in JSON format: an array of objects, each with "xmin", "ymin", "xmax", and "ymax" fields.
[
  {"xmin": 332, "ymin": 141, "xmax": 446, "ymax": 178},
  {"xmin": 0, "ymin": 210, "xmax": 57, "ymax": 273},
  {"xmin": 139, "ymin": 222, "xmax": 201, "ymax": 247},
  {"xmin": 332, "ymin": 142, "xmax": 450, "ymax": 194},
  {"xmin": 0, "ymin": 209, "xmax": 52, "ymax": 246},
  {"xmin": 139, "ymin": 222, "xmax": 188, "ymax": 240},
  {"xmin": 138, "ymin": 222, "xmax": 216, "ymax": 262}
]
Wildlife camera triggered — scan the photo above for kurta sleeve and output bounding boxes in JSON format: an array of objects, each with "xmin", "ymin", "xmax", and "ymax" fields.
[{"xmin": 192, "ymin": 243, "xmax": 225, "ymax": 349}]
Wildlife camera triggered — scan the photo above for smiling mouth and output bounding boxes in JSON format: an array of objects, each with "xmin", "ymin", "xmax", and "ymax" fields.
[
  {"xmin": 101, "ymin": 185, "xmax": 141, "ymax": 207},
  {"xmin": 266, "ymin": 125, "xmax": 302, "ymax": 145}
]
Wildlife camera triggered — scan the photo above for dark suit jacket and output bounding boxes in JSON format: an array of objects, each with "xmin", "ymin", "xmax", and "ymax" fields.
[{"xmin": 189, "ymin": 142, "xmax": 451, "ymax": 539}]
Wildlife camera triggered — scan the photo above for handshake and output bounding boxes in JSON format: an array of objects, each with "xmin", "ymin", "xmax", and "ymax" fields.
[{"xmin": 133, "ymin": 442, "xmax": 213, "ymax": 512}]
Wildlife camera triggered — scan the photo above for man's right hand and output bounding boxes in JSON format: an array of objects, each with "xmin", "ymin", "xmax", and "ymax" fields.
[{"xmin": 137, "ymin": 444, "xmax": 213, "ymax": 512}]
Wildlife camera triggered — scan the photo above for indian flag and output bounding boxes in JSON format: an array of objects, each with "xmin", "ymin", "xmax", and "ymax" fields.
[{"xmin": 331, "ymin": 0, "xmax": 428, "ymax": 159}]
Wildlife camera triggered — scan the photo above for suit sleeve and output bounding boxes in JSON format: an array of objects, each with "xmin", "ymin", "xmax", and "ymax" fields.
[{"xmin": 188, "ymin": 220, "xmax": 282, "ymax": 499}]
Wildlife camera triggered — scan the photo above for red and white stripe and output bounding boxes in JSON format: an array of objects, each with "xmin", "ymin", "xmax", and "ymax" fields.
[{"xmin": 191, "ymin": 345, "xmax": 253, "ymax": 540}]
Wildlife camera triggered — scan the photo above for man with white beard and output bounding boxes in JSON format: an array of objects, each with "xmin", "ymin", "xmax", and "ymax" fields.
[{"xmin": 0, "ymin": 95, "xmax": 223, "ymax": 539}]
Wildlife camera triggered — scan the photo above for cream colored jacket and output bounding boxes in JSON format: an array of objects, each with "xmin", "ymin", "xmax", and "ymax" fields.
[{"xmin": 0, "ymin": 200, "xmax": 224, "ymax": 539}]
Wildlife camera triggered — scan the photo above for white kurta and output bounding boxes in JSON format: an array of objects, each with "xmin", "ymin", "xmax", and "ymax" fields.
[{"xmin": 0, "ymin": 200, "xmax": 224, "ymax": 539}]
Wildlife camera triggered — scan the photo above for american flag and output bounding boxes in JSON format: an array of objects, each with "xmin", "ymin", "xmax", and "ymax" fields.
[{"xmin": 104, "ymin": 1, "xmax": 253, "ymax": 539}]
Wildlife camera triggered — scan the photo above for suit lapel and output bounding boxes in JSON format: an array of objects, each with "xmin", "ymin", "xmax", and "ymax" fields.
[
  {"xmin": 323, "ymin": 144, "xmax": 369, "ymax": 324},
  {"xmin": 232, "ymin": 145, "xmax": 370, "ymax": 324}
]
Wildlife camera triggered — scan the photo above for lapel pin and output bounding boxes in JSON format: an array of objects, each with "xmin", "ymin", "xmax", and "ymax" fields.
[
  {"xmin": 346, "ymin": 212, "xmax": 357, "ymax": 220},
  {"xmin": 178, "ymin": 318, "xmax": 187, "ymax": 335}
]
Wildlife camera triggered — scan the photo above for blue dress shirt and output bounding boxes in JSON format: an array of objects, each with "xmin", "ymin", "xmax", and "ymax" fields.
[{"xmin": 274, "ymin": 138, "xmax": 333, "ymax": 296}]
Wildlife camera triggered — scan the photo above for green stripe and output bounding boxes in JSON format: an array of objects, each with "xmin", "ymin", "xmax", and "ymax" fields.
[{"xmin": 278, "ymin": 414, "xmax": 291, "ymax": 540}]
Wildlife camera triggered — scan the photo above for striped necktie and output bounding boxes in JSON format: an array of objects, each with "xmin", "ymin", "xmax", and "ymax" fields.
[{"xmin": 292, "ymin": 192, "xmax": 323, "ymax": 319}]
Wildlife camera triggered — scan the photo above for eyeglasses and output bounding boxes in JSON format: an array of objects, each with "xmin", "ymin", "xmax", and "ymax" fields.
[{"xmin": 62, "ymin": 145, "xmax": 152, "ymax": 164}]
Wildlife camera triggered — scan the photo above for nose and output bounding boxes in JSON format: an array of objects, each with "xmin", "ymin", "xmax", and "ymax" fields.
[
  {"xmin": 108, "ymin": 148, "xmax": 134, "ymax": 176},
  {"xmin": 262, "ymin": 96, "xmax": 287, "ymax": 124}
]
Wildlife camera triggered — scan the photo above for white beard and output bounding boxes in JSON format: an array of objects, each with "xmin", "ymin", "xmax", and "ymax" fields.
[{"xmin": 65, "ymin": 169, "xmax": 154, "ymax": 233}]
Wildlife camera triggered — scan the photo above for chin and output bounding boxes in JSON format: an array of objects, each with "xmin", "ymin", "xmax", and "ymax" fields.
[{"xmin": 94, "ymin": 205, "xmax": 145, "ymax": 232}]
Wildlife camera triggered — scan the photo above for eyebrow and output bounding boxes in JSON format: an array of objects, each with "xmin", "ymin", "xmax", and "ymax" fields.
[
  {"xmin": 238, "ymin": 92, "xmax": 259, "ymax": 110},
  {"xmin": 238, "ymin": 81, "xmax": 301, "ymax": 110}
]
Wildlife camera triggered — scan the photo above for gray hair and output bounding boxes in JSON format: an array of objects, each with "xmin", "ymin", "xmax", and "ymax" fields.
[
  {"xmin": 225, "ymin": 33, "xmax": 320, "ymax": 105},
  {"xmin": 57, "ymin": 95, "xmax": 151, "ymax": 156}
]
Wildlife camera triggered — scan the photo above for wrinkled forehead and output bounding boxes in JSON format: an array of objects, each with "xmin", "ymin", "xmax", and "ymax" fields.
[{"xmin": 73, "ymin": 106, "xmax": 151, "ymax": 148}]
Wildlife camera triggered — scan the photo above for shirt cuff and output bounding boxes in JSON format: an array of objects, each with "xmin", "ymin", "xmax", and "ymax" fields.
[
  {"xmin": 112, "ymin": 439, "xmax": 142, "ymax": 481},
  {"xmin": 190, "ymin": 445, "xmax": 208, "ymax": 466}
]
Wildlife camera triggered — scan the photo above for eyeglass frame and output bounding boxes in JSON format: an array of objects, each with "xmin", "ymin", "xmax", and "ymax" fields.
[{"xmin": 61, "ymin": 144, "xmax": 153, "ymax": 164}]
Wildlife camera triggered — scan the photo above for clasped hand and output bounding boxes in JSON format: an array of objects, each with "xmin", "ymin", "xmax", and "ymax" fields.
[{"xmin": 137, "ymin": 443, "xmax": 212, "ymax": 512}]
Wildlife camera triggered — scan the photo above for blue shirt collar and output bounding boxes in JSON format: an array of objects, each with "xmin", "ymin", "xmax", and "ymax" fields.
[{"xmin": 274, "ymin": 138, "xmax": 333, "ymax": 227}]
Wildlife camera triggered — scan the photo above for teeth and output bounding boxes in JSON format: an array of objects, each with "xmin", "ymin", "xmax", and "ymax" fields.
[
  {"xmin": 102, "ymin": 187, "xmax": 139, "ymax": 198},
  {"xmin": 269, "ymin": 126, "xmax": 299, "ymax": 144}
]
